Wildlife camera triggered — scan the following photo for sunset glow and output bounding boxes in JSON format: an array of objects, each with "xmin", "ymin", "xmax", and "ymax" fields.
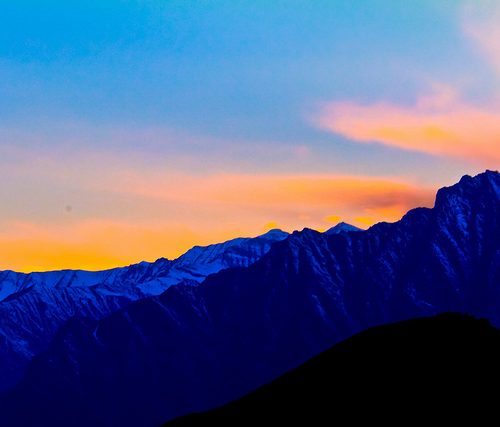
[
  {"xmin": 0, "ymin": 1, "xmax": 498, "ymax": 271},
  {"xmin": 0, "ymin": 173, "xmax": 433, "ymax": 272}
]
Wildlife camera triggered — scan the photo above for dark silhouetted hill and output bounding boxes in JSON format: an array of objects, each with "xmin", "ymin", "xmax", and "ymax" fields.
[{"xmin": 168, "ymin": 313, "xmax": 500, "ymax": 425}]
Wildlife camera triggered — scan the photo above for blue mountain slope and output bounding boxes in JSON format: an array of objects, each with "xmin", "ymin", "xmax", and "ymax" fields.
[
  {"xmin": 325, "ymin": 221, "xmax": 362, "ymax": 234},
  {"xmin": 0, "ymin": 171, "xmax": 498, "ymax": 427},
  {"xmin": 0, "ymin": 229, "xmax": 288, "ymax": 391}
]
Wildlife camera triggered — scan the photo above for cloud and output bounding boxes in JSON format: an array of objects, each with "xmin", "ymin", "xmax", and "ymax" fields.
[
  {"xmin": 0, "ymin": 123, "xmax": 316, "ymax": 176},
  {"xmin": 107, "ymin": 169, "xmax": 433, "ymax": 221},
  {"xmin": 312, "ymin": 84, "xmax": 500, "ymax": 164},
  {"xmin": 0, "ymin": 142, "xmax": 435, "ymax": 271},
  {"xmin": 1, "ymin": 171, "xmax": 430, "ymax": 272},
  {"xmin": 0, "ymin": 125, "xmax": 437, "ymax": 272},
  {"xmin": 310, "ymin": 2, "xmax": 500, "ymax": 166}
]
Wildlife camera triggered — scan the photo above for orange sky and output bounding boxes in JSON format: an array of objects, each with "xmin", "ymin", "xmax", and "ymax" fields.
[
  {"xmin": 0, "ymin": 171, "xmax": 435, "ymax": 272},
  {"xmin": 1, "ymin": 0, "xmax": 499, "ymax": 273}
]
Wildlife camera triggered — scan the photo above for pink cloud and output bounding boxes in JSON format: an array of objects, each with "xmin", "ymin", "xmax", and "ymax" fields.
[
  {"xmin": 311, "ymin": 3, "xmax": 500, "ymax": 166},
  {"xmin": 313, "ymin": 84, "xmax": 500, "ymax": 165}
]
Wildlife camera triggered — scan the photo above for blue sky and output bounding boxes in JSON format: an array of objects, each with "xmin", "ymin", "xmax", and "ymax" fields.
[
  {"xmin": 0, "ymin": 1, "xmax": 498, "ymax": 271},
  {"xmin": 0, "ymin": 1, "xmax": 481, "ymax": 139}
]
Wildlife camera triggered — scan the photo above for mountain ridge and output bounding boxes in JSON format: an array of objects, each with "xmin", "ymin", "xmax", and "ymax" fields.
[
  {"xmin": 0, "ymin": 170, "xmax": 498, "ymax": 426},
  {"xmin": 0, "ymin": 228, "xmax": 288, "ymax": 391}
]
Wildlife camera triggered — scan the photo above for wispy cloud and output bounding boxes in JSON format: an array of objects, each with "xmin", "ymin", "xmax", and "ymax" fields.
[
  {"xmin": 312, "ymin": 84, "xmax": 500, "ymax": 164},
  {"xmin": 0, "ymin": 142, "xmax": 434, "ymax": 272},
  {"xmin": 311, "ymin": 2, "xmax": 500, "ymax": 166},
  {"xmin": 102, "ymin": 167, "xmax": 434, "ymax": 227}
]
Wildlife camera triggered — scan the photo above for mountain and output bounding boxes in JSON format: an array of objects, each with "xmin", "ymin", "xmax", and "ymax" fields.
[
  {"xmin": 0, "ymin": 170, "xmax": 498, "ymax": 427},
  {"xmin": 0, "ymin": 229, "xmax": 288, "ymax": 391},
  {"xmin": 325, "ymin": 221, "xmax": 362, "ymax": 234},
  {"xmin": 168, "ymin": 313, "xmax": 500, "ymax": 425}
]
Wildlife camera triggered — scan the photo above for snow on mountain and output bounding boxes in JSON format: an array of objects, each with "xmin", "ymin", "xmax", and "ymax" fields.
[
  {"xmin": 325, "ymin": 222, "xmax": 362, "ymax": 235},
  {"xmin": 0, "ymin": 229, "xmax": 288, "ymax": 391},
  {"xmin": 155, "ymin": 229, "xmax": 289, "ymax": 289}
]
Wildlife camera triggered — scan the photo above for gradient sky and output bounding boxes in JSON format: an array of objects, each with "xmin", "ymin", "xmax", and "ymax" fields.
[{"xmin": 0, "ymin": 0, "xmax": 499, "ymax": 272}]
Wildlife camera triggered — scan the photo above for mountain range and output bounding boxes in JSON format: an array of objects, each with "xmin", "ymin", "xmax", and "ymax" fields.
[
  {"xmin": 0, "ymin": 228, "xmax": 288, "ymax": 391},
  {"xmin": 0, "ymin": 170, "xmax": 498, "ymax": 426}
]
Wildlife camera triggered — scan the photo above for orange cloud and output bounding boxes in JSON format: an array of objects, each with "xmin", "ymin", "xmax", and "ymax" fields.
[
  {"xmin": 313, "ymin": 84, "xmax": 500, "ymax": 164},
  {"xmin": 0, "ymin": 170, "xmax": 434, "ymax": 272},
  {"xmin": 108, "ymin": 171, "xmax": 434, "ymax": 223},
  {"xmin": 0, "ymin": 140, "xmax": 436, "ymax": 272},
  {"xmin": 311, "ymin": 2, "xmax": 500, "ymax": 166}
]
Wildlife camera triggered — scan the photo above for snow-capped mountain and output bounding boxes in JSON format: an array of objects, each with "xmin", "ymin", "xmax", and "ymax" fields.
[
  {"xmin": 0, "ymin": 171, "xmax": 497, "ymax": 427},
  {"xmin": 0, "ymin": 228, "xmax": 288, "ymax": 391},
  {"xmin": 144, "ymin": 228, "xmax": 289, "ymax": 291},
  {"xmin": 325, "ymin": 221, "xmax": 362, "ymax": 235}
]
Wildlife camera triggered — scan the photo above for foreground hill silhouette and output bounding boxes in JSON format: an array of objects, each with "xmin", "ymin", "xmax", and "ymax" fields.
[
  {"xmin": 168, "ymin": 313, "xmax": 500, "ymax": 425},
  {"xmin": 0, "ymin": 171, "xmax": 498, "ymax": 426}
]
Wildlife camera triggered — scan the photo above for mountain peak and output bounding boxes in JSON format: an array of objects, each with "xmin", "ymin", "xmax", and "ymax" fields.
[
  {"xmin": 435, "ymin": 170, "xmax": 499, "ymax": 209},
  {"xmin": 325, "ymin": 222, "xmax": 362, "ymax": 235},
  {"xmin": 258, "ymin": 229, "xmax": 289, "ymax": 240}
]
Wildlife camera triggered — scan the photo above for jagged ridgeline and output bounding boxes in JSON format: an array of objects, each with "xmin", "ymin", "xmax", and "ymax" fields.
[
  {"xmin": 0, "ymin": 229, "xmax": 289, "ymax": 391},
  {"xmin": 0, "ymin": 170, "xmax": 498, "ymax": 427}
]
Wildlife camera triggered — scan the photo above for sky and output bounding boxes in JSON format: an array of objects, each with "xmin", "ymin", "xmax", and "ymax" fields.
[{"xmin": 0, "ymin": 0, "xmax": 499, "ymax": 272}]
